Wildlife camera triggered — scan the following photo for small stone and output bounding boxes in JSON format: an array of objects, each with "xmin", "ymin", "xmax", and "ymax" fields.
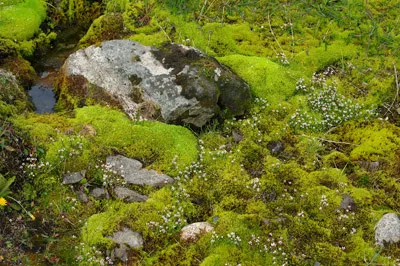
[
  {"xmin": 340, "ymin": 194, "xmax": 356, "ymax": 211},
  {"xmin": 375, "ymin": 213, "xmax": 400, "ymax": 246},
  {"xmin": 114, "ymin": 186, "xmax": 148, "ymax": 202},
  {"xmin": 314, "ymin": 262, "xmax": 321, "ymax": 266},
  {"xmin": 64, "ymin": 128, "xmax": 75, "ymax": 135},
  {"xmin": 180, "ymin": 222, "xmax": 214, "ymax": 242},
  {"xmin": 112, "ymin": 245, "xmax": 128, "ymax": 262},
  {"xmin": 110, "ymin": 228, "xmax": 144, "ymax": 249},
  {"xmin": 91, "ymin": 187, "xmax": 109, "ymax": 199},
  {"xmin": 106, "ymin": 155, "xmax": 143, "ymax": 173},
  {"xmin": 267, "ymin": 141, "xmax": 284, "ymax": 154},
  {"xmin": 212, "ymin": 216, "xmax": 220, "ymax": 223},
  {"xmin": 106, "ymin": 155, "xmax": 173, "ymax": 187},
  {"xmin": 232, "ymin": 129, "xmax": 243, "ymax": 143},
  {"xmin": 76, "ymin": 191, "xmax": 88, "ymax": 203},
  {"xmin": 262, "ymin": 189, "xmax": 277, "ymax": 203},
  {"xmin": 357, "ymin": 161, "xmax": 380, "ymax": 172},
  {"xmin": 62, "ymin": 171, "xmax": 86, "ymax": 184},
  {"xmin": 124, "ymin": 169, "xmax": 174, "ymax": 187}
]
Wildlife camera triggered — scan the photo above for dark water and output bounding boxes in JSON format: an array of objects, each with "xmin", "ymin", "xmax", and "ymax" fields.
[
  {"xmin": 28, "ymin": 28, "xmax": 86, "ymax": 114},
  {"xmin": 28, "ymin": 71, "xmax": 56, "ymax": 114}
]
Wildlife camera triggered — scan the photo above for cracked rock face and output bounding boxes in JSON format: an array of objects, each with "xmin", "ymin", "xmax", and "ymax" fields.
[{"xmin": 59, "ymin": 40, "xmax": 251, "ymax": 127}]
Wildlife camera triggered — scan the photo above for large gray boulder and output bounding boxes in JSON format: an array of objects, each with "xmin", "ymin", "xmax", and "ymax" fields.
[
  {"xmin": 57, "ymin": 40, "xmax": 251, "ymax": 127},
  {"xmin": 375, "ymin": 213, "xmax": 400, "ymax": 246}
]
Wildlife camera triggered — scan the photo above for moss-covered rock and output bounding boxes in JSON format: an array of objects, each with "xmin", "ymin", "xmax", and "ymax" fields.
[
  {"xmin": 56, "ymin": 40, "xmax": 251, "ymax": 127},
  {"xmin": 0, "ymin": 69, "xmax": 32, "ymax": 118},
  {"xmin": 13, "ymin": 105, "xmax": 198, "ymax": 175},
  {"xmin": 78, "ymin": 13, "xmax": 128, "ymax": 48}
]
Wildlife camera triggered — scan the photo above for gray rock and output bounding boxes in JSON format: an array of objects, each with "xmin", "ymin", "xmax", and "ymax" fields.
[
  {"xmin": 112, "ymin": 244, "xmax": 128, "ymax": 262},
  {"xmin": 62, "ymin": 171, "xmax": 86, "ymax": 184},
  {"xmin": 267, "ymin": 141, "xmax": 284, "ymax": 154},
  {"xmin": 109, "ymin": 228, "xmax": 144, "ymax": 262},
  {"xmin": 180, "ymin": 222, "xmax": 214, "ymax": 242},
  {"xmin": 106, "ymin": 155, "xmax": 143, "ymax": 175},
  {"xmin": 59, "ymin": 40, "xmax": 251, "ymax": 127},
  {"xmin": 91, "ymin": 187, "xmax": 109, "ymax": 199},
  {"xmin": 106, "ymin": 155, "xmax": 173, "ymax": 187},
  {"xmin": 340, "ymin": 194, "xmax": 356, "ymax": 211},
  {"xmin": 124, "ymin": 169, "xmax": 173, "ymax": 187},
  {"xmin": 212, "ymin": 216, "xmax": 220, "ymax": 223},
  {"xmin": 262, "ymin": 189, "xmax": 277, "ymax": 202},
  {"xmin": 0, "ymin": 69, "xmax": 29, "ymax": 108},
  {"xmin": 76, "ymin": 191, "xmax": 88, "ymax": 203},
  {"xmin": 375, "ymin": 213, "xmax": 400, "ymax": 246},
  {"xmin": 114, "ymin": 186, "xmax": 148, "ymax": 202},
  {"xmin": 232, "ymin": 129, "xmax": 243, "ymax": 143},
  {"xmin": 356, "ymin": 161, "xmax": 380, "ymax": 172},
  {"xmin": 110, "ymin": 228, "xmax": 144, "ymax": 249}
]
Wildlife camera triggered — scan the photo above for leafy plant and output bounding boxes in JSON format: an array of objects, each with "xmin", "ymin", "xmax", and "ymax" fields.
[{"xmin": 0, "ymin": 174, "xmax": 15, "ymax": 198}]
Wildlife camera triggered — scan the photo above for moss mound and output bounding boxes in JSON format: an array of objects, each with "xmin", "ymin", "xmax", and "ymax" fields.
[
  {"xmin": 13, "ymin": 106, "xmax": 198, "ymax": 176},
  {"xmin": 0, "ymin": 0, "xmax": 46, "ymax": 41}
]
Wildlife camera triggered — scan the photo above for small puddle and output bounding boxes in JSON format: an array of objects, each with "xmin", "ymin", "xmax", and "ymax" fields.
[
  {"xmin": 28, "ymin": 27, "xmax": 86, "ymax": 114},
  {"xmin": 28, "ymin": 71, "xmax": 57, "ymax": 114}
]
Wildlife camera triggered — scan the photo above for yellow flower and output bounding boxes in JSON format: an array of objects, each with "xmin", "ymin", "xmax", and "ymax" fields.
[
  {"xmin": 0, "ymin": 197, "xmax": 7, "ymax": 206},
  {"xmin": 28, "ymin": 212, "xmax": 36, "ymax": 221}
]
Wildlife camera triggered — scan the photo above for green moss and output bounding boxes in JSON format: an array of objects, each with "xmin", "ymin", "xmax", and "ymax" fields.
[
  {"xmin": 129, "ymin": 31, "xmax": 169, "ymax": 47},
  {"xmin": 82, "ymin": 201, "xmax": 135, "ymax": 247},
  {"xmin": 0, "ymin": 38, "xmax": 18, "ymax": 58},
  {"xmin": 200, "ymin": 212, "xmax": 275, "ymax": 265},
  {"xmin": 74, "ymin": 106, "xmax": 198, "ymax": 173},
  {"xmin": 217, "ymin": 55, "xmax": 300, "ymax": 103},
  {"xmin": 0, "ymin": 56, "xmax": 36, "ymax": 86},
  {"xmin": 345, "ymin": 231, "xmax": 391, "ymax": 265},
  {"xmin": 0, "ymin": 0, "xmax": 46, "ymax": 41},
  {"xmin": 12, "ymin": 113, "xmax": 72, "ymax": 142},
  {"xmin": 338, "ymin": 121, "xmax": 400, "ymax": 163},
  {"xmin": 293, "ymin": 41, "xmax": 358, "ymax": 75},
  {"xmin": 14, "ymin": 106, "xmax": 198, "ymax": 175},
  {"xmin": 323, "ymin": 151, "xmax": 350, "ymax": 169},
  {"xmin": 78, "ymin": 13, "xmax": 126, "ymax": 48},
  {"xmin": 345, "ymin": 187, "xmax": 372, "ymax": 207},
  {"xmin": 0, "ymin": 69, "xmax": 31, "ymax": 118},
  {"xmin": 304, "ymin": 168, "xmax": 349, "ymax": 190}
]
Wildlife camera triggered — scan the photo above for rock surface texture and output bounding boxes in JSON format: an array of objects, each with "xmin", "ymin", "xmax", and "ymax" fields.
[
  {"xmin": 62, "ymin": 171, "xmax": 86, "ymax": 184},
  {"xmin": 58, "ymin": 40, "xmax": 251, "ymax": 127},
  {"xmin": 180, "ymin": 222, "xmax": 214, "ymax": 242},
  {"xmin": 106, "ymin": 155, "xmax": 173, "ymax": 187},
  {"xmin": 114, "ymin": 186, "xmax": 148, "ymax": 202},
  {"xmin": 340, "ymin": 194, "xmax": 356, "ymax": 211},
  {"xmin": 375, "ymin": 213, "xmax": 400, "ymax": 246},
  {"xmin": 109, "ymin": 228, "xmax": 144, "ymax": 261}
]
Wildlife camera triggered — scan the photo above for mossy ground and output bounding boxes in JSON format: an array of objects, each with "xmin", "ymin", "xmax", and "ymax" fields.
[
  {"xmin": 0, "ymin": 0, "xmax": 46, "ymax": 41},
  {"xmin": 1, "ymin": 0, "xmax": 400, "ymax": 265}
]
